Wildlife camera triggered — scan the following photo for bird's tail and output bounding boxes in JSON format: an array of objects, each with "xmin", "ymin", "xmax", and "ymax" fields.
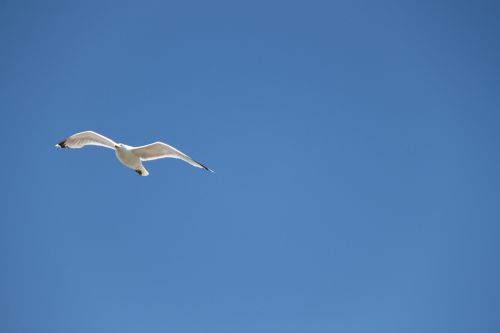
[{"xmin": 135, "ymin": 166, "xmax": 149, "ymax": 176}]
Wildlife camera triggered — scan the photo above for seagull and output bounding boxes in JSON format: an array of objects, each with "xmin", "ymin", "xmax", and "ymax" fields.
[{"xmin": 55, "ymin": 130, "xmax": 214, "ymax": 176}]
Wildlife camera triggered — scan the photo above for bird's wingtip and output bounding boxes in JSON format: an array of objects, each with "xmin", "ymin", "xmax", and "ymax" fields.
[
  {"xmin": 193, "ymin": 159, "xmax": 214, "ymax": 173},
  {"xmin": 203, "ymin": 165, "xmax": 215, "ymax": 173},
  {"xmin": 55, "ymin": 140, "xmax": 67, "ymax": 148}
]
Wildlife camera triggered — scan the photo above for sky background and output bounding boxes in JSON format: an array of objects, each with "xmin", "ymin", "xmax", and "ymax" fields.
[{"xmin": 1, "ymin": 1, "xmax": 499, "ymax": 332}]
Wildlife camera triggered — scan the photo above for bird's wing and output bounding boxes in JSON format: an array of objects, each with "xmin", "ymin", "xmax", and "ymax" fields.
[
  {"xmin": 131, "ymin": 142, "xmax": 214, "ymax": 172},
  {"xmin": 55, "ymin": 131, "xmax": 117, "ymax": 150}
]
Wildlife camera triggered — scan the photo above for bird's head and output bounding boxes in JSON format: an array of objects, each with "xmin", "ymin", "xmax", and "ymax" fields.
[{"xmin": 114, "ymin": 143, "xmax": 123, "ymax": 149}]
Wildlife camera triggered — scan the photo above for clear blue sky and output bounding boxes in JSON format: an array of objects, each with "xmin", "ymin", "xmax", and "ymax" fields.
[{"xmin": 1, "ymin": 1, "xmax": 499, "ymax": 332}]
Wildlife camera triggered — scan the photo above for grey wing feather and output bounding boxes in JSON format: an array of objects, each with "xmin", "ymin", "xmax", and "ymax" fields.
[
  {"xmin": 131, "ymin": 142, "xmax": 214, "ymax": 172},
  {"xmin": 55, "ymin": 131, "xmax": 117, "ymax": 149}
]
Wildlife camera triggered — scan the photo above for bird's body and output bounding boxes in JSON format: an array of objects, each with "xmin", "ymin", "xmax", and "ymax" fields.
[
  {"xmin": 114, "ymin": 144, "xmax": 149, "ymax": 176},
  {"xmin": 55, "ymin": 131, "xmax": 213, "ymax": 176}
]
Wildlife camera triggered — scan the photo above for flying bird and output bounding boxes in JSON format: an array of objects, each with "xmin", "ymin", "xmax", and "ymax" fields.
[{"xmin": 55, "ymin": 130, "xmax": 214, "ymax": 176}]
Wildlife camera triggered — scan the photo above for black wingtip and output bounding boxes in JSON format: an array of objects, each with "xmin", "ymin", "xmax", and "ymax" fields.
[
  {"xmin": 56, "ymin": 140, "xmax": 67, "ymax": 148},
  {"xmin": 195, "ymin": 160, "xmax": 214, "ymax": 173}
]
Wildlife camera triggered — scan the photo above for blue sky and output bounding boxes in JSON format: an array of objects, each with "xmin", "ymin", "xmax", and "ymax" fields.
[{"xmin": 1, "ymin": 1, "xmax": 499, "ymax": 332}]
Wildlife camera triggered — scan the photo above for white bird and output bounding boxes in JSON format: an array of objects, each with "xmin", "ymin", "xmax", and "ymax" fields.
[{"xmin": 55, "ymin": 130, "xmax": 214, "ymax": 176}]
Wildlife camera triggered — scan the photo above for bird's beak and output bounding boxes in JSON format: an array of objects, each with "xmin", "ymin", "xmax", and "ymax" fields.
[{"xmin": 114, "ymin": 145, "xmax": 119, "ymax": 148}]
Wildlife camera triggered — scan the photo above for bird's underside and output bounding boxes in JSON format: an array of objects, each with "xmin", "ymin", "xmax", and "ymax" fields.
[{"xmin": 55, "ymin": 130, "xmax": 214, "ymax": 176}]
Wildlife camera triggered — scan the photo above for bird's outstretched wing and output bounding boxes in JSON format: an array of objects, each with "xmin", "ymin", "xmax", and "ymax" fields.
[
  {"xmin": 131, "ymin": 142, "xmax": 214, "ymax": 172},
  {"xmin": 55, "ymin": 131, "xmax": 117, "ymax": 150}
]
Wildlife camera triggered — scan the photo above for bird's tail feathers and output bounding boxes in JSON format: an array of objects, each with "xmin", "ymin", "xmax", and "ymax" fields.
[{"xmin": 135, "ymin": 166, "xmax": 149, "ymax": 176}]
